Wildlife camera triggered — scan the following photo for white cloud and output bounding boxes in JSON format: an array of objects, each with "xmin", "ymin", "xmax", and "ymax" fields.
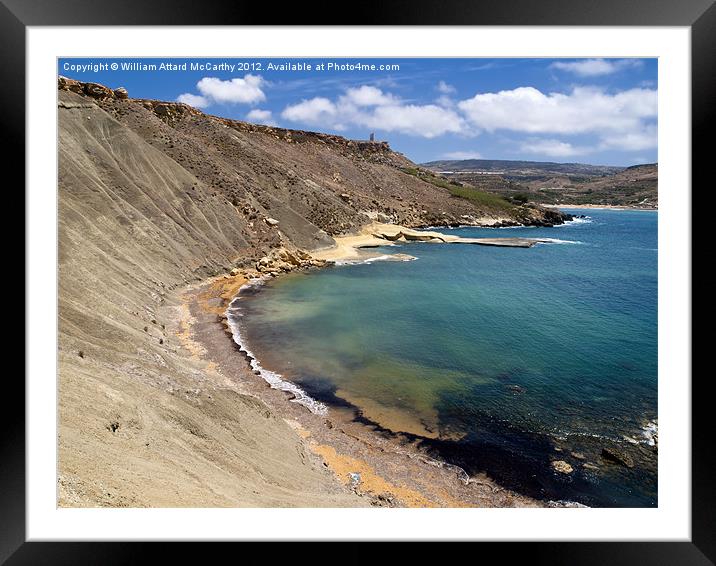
[
  {"xmin": 520, "ymin": 138, "xmax": 590, "ymax": 158},
  {"xmin": 458, "ymin": 86, "xmax": 657, "ymax": 136},
  {"xmin": 518, "ymin": 126, "xmax": 657, "ymax": 160},
  {"xmin": 197, "ymin": 75, "xmax": 266, "ymax": 104},
  {"xmin": 281, "ymin": 86, "xmax": 466, "ymax": 138},
  {"xmin": 176, "ymin": 93, "xmax": 210, "ymax": 108},
  {"xmin": 437, "ymin": 81, "xmax": 456, "ymax": 94},
  {"xmin": 442, "ymin": 151, "xmax": 483, "ymax": 160},
  {"xmin": 457, "ymin": 85, "xmax": 657, "ymax": 158},
  {"xmin": 465, "ymin": 62, "xmax": 500, "ymax": 71},
  {"xmin": 550, "ymin": 59, "xmax": 643, "ymax": 77},
  {"xmin": 177, "ymin": 75, "xmax": 267, "ymax": 108},
  {"xmin": 435, "ymin": 95, "xmax": 455, "ymax": 108},
  {"xmin": 364, "ymin": 104, "xmax": 465, "ymax": 138},
  {"xmin": 245, "ymin": 108, "xmax": 276, "ymax": 126},
  {"xmin": 281, "ymin": 97, "xmax": 340, "ymax": 127},
  {"xmin": 598, "ymin": 124, "xmax": 657, "ymax": 151},
  {"xmin": 342, "ymin": 85, "xmax": 398, "ymax": 106}
]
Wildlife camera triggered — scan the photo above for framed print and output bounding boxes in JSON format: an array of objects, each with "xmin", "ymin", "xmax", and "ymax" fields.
[{"xmin": 6, "ymin": 0, "xmax": 711, "ymax": 562}]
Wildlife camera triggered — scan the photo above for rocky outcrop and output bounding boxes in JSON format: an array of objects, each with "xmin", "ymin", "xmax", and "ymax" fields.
[
  {"xmin": 400, "ymin": 231, "xmax": 445, "ymax": 242},
  {"xmin": 254, "ymin": 248, "xmax": 328, "ymax": 275},
  {"xmin": 138, "ymin": 99, "xmax": 204, "ymax": 127},
  {"xmin": 367, "ymin": 225, "xmax": 544, "ymax": 248},
  {"xmin": 59, "ymin": 76, "xmax": 122, "ymax": 101},
  {"xmin": 57, "ymin": 75, "xmax": 84, "ymax": 94},
  {"xmin": 113, "ymin": 87, "xmax": 129, "ymax": 100}
]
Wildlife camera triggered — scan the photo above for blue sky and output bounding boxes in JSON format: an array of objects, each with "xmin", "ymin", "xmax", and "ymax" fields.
[{"xmin": 58, "ymin": 57, "xmax": 658, "ymax": 166}]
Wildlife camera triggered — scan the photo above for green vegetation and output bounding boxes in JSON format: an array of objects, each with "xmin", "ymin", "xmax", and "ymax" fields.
[
  {"xmin": 447, "ymin": 185, "xmax": 516, "ymax": 211},
  {"xmin": 400, "ymin": 166, "xmax": 462, "ymax": 190},
  {"xmin": 401, "ymin": 166, "xmax": 516, "ymax": 212},
  {"xmin": 401, "ymin": 166, "xmax": 420, "ymax": 176},
  {"xmin": 510, "ymin": 192, "xmax": 531, "ymax": 205}
]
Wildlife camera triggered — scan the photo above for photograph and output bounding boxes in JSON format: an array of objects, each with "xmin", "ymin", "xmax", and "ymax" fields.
[
  {"xmin": 8, "ymin": 7, "xmax": 708, "ymax": 558},
  {"xmin": 56, "ymin": 56, "xmax": 658, "ymax": 509}
]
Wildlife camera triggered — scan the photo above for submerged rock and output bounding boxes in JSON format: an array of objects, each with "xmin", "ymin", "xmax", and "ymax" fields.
[
  {"xmin": 600, "ymin": 447, "xmax": 634, "ymax": 468},
  {"xmin": 551, "ymin": 460, "xmax": 574, "ymax": 474}
]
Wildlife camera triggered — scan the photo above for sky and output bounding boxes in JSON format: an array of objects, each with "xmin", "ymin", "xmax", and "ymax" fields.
[{"xmin": 58, "ymin": 57, "xmax": 658, "ymax": 166}]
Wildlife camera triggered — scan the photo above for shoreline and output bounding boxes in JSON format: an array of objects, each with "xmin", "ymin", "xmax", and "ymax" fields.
[
  {"xmin": 179, "ymin": 223, "xmax": 562, "ymax": 507},
  {"xmin": 544, "ymin": 204, "xmax": 657, "ymax": 212},
  {"xmin": 179, "ymin": 219, "xmax": 656, "ymax": 507},
  {"xmin": 225, "ymin": 276, "xmax": 330, "ymax": 416},
  {"xmin": 183, "ymin": 273, "xmax": 544, "ymax": 508}
]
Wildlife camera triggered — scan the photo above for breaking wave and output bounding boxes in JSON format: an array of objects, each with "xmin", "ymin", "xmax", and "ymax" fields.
[
  {"xmin": 334, "ymin": 254, "xmax": 417, "ymax": 266},
  {"xmin": 536, "ymin": 238, "xmax": 584, "ymax": 245},
  {"xmin": 225, "ymin": 278, "xmax": 328, "ymax": 415},
  {"xmin": 556, "ymin": 215, "xmax": 593, "ymax": 227},
  {"xmin": 640, "ymin": 420, "xmax": 658, "ymax": 446}
]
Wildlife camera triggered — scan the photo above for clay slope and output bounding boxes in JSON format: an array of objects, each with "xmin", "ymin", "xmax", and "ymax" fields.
[
  {"xmin": 57, "ymin": 80, "xmax": 565, "ymax": 507},
  {"xmin": 58, "ymin": 90, "xmax": 362, "ymax": 507}
]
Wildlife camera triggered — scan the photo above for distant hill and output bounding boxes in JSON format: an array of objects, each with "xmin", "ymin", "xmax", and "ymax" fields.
[
  {"xmin": 423, "ymin": 159, "xmax": 624, "ymax": 178},
  {"xmin": 545, "ymin": 163, "xmax": 657, "ymax": 208},
  {"xmin": 422, "ymin": 159, "xmax": 657, "ymax": 209}
]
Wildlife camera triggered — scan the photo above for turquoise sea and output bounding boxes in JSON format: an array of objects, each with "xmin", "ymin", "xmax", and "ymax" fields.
[{"xmin": 231, "ymin": 209, "xmax": 658, "ymax": 507}]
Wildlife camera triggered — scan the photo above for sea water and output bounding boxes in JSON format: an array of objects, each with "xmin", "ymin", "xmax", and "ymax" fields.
[{"xmin": 231, "ymin": 209, "xmax": 658, "ymax": 507}]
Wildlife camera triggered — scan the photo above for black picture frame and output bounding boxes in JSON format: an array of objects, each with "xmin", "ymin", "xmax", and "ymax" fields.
[{"xmin": 5, "ymin": 0, "xmax": 710, "ymax": 563}]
